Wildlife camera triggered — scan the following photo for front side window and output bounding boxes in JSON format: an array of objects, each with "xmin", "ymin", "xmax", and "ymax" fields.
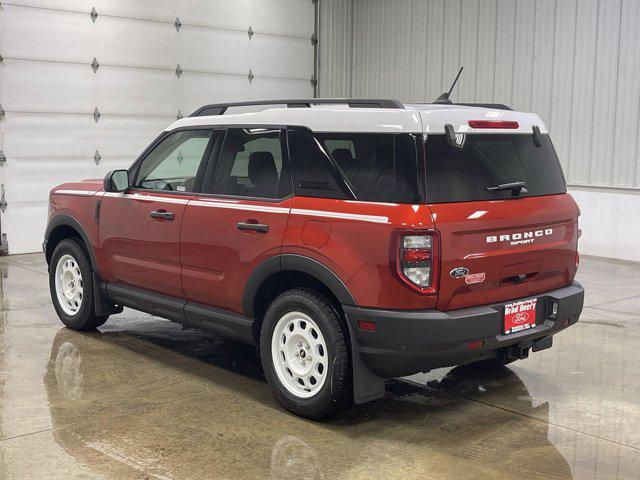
[
  {"xmin": 208, "ymin": 128, "xmax": 290, "ymax": 199},
  {"xmin": 135, "ymin": 129, "xmax": 213, "ymax": 192},
  {"xmin": 425, "ymin": 134, "xmax": 566, "ymax": 203}
]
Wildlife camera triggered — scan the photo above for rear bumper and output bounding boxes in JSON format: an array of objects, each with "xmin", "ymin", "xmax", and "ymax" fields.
[{"xmin": 343, "ymin": 281, "xmax": 584, "ymax": 378}]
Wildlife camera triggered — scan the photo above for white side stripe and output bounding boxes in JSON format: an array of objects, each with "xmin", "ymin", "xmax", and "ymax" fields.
[
  {"xmin": 54, "ymin": 189, "xmax": 97, "ymax": 196},
  {"xmin": 98, "ymin": 193, "xmax": 390, "ymax": 223},
  {"xmin": 291, "ymin": 208, "xmax": 389, "ymax": 224},
  {"xmin": 102, "ymin": 192, "xmax": 189, "ymax": 204},
  {"xmin": 189, "ymin": 200, "xmax": 289, "ymax": 214}
]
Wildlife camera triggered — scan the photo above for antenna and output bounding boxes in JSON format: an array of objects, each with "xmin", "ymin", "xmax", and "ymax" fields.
[{"xmin": 434, "ymin": 66, "xmax": 464, "ymax": 104}]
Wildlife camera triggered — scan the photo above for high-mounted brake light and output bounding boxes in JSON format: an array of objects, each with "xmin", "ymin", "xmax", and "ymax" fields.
[
  {"xmin": 393, "ymin": 230, "xmax": 439, "ymax": 294},
  {"xmin": 468, "ymin": 120, "xmax": 519, "ymax": 129}
]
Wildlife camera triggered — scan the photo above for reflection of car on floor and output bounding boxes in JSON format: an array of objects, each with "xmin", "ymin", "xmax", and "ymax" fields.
[
  {"xmin": 44, "ymin": 97, "xmax": 584, "ymax": 418},
  {"xmin": 45, "ymin": 328, "xmax": 573, "ymax": 480}
]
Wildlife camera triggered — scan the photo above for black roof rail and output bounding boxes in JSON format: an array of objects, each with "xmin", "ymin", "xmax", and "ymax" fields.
[
  {"xmin": 455, "ymin": 102, "xmax": 513, "ymax": 111},
  {"xmin": 189, "ymin": 98, "xmax": 405, "ymax": 117}
]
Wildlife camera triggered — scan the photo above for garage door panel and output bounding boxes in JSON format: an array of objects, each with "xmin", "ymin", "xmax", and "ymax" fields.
[
  {"xmin": 1, "ymin": 61, "xmax": 92, "ymax": 113},
  {"xmin": 4, "ymin": 156, "xmax": 133, "ymax": 204},
  {"xmin": 249, "ymin": 78, "xmax": 313, "ymax": 99},
  {"xmin": 96, "ymin": 68, "xmax": 177, "ymax": 116},
  {"xmin": 93, "ymin": 17, "xmax": 177, "ymax": 68},
  {"xmin": 3, "ymin": 202, "xmax": 48, "ymax": 254},
  {"xmin": 1, "ymin": 6, "xmax": 94, "ymax": 62},
  {"xmin": 96, "ymin": 117, "xmax": 169, "ymax": 158},
  {"xmin": 251, "ymin": 36, "xmax": 314, "ymax": 79},
  {"xmin": 250, "ymin": 0, "xmax": 315, "ymax": 38},
  {"xmin": 5, "ymin": 1, "xmax": 315, "ymax": 38},
  {"xmin": 177, "ymin": 74, "xmax": 252, "ymax": 114},
  {"xmin": 177, "ymin": 1, "xmax": 252, "ymax": 31},
  {"xmin": 178, "ymin": 28, "xmax": 249, "ymax": 74},
  {"xmin": 2, "ymin": 115, "xmax": 97, "ymax": 157},
  {"xmin": 3, "ymin": 1, "xmax": 94, "ymax": 13},
  {"xmin": 0, "ymin": 1, "xmax": 315, "ymax": 254}
]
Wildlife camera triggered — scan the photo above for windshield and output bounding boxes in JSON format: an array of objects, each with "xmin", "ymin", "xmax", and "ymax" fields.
[{"xmin": 425, "ymin": 133, "xmax": 566, "ymax": 203}]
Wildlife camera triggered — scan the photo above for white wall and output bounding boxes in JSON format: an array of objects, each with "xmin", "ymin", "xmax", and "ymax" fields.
[{"xmin": 569, "ymin": 187, "xmax": 640, "ymax": 262}]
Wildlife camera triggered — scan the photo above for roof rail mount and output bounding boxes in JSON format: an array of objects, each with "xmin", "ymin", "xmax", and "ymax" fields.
[{"xmin": 190, "ymin": 98, "xmax": 405, "ymax": 117}]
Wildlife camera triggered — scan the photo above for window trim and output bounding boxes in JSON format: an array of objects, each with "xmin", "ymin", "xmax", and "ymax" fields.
[{"xmin": 199, "ymin": 125, "xmax": 294, "ymax": 202}]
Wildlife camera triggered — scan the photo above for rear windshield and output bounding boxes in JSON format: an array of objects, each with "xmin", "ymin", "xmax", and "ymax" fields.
[
  {"xmin": 317, "ymin": 133, "xmax": 421, "ymax": 204},
  {"xmin": 425, "ymin": 134, "xmax": 566, "ymax": 203}
]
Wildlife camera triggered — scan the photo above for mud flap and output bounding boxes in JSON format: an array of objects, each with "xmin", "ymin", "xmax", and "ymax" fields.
[
  {"xmin": 344, "ymin": 315, "xmax": 386, "ymax": 404},
  {"xmin": 93, "ymin": 274, "xmax": 123, "ymax": 316}
]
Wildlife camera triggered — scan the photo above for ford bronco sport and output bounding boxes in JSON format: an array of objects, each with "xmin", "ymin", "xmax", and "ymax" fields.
[{"xmin": 44, "ymin": 98, "xmax": 584, "ymax": 419}]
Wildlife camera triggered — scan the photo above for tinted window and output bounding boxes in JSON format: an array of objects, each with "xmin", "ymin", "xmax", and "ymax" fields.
[
  {"xmin": 209, "ymin": 128, "xmax": 290, "ymax": 199},
  {"xmin": 317, "ymin": 133, "xmax": 421, "ymax": 203},
  {"xmin": 135, "ymin": 130, "xmax": 213, "ymax": 192},
  {"xmin": 287, "ymin": 129, "xmax": 351, "ymax": 199},
  {"xmin": 425, "ymin": 134, "xmax": 566, "ymax": 203}
]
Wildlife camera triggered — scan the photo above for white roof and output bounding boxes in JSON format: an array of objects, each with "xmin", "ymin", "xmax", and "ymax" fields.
[
  {"xmin": 407, "ymin": 104, "xmax": 548, "ymax": 134},
  {"xmin": 167, "ymin": 103, "xmax": 548, "ymax": 135}
]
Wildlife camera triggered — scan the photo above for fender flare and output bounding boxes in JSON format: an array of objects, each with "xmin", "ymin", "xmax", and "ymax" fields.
[
  {"xmin": 44, "ymin": 214, "xmax": 100, "ymax": 277},
  {"xmin": 242, "ymin": 254, "xmax": 357, "ymax": 317}
]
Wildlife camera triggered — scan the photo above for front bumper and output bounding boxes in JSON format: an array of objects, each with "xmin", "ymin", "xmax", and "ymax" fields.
[{"xmin": 343, "ymin": 281, "xmax": 584, "ymax": 378}]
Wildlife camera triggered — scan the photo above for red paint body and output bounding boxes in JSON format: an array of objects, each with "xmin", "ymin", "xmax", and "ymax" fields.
[{"xmin": 48, "ymin": 181, "xmax": 579, "ymax": 315}]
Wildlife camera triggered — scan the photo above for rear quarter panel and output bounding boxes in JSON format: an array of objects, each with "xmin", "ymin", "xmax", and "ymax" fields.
[{"xmin": 283, "ymin": 197, "xmax": 438, "ymax": 310}]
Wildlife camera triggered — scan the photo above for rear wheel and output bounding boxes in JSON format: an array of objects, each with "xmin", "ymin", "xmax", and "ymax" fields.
[
  {"xmin": 49, "ymin": 238, "xmax": 109, "ymax": 330},
  {"xmin": 260, "ymin": 288, "xmax": 352, "ymax": 419}
]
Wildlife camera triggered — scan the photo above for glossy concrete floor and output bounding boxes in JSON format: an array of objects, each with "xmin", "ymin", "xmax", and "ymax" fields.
[{"xmin": 0, "ymin": 254, "xmax": 639, "ymax": 480}]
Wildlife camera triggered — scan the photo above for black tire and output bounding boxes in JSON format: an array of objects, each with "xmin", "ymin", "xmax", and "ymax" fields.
[
  {"xmin": 49, "ymin": 238, "xmax": 109, "ymax": 331},
  {"xmin": 260, "ymin": 288, "xmax": 352, "ymax": 419}
]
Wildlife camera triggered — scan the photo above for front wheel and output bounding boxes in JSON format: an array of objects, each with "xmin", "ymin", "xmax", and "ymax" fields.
[
  {"xmin": 260, "ymin": 289, "xmax": 352, "ymax": 419},
  {"xmin": 49, "ymin": 238, "xmax": 109, "ymax": 330}
]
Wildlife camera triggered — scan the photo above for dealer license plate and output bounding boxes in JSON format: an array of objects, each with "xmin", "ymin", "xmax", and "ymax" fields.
[{"xmin": 503, "ymin": 298, "xmax": 537, "ymax": 335}]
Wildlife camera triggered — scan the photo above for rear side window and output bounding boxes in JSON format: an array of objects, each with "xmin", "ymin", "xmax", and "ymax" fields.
[
  {"xmin": 317, "ymin": 133, "xmax": 421, "ymax": 204},
  {"xmin": 287, "ymin": 129, "xmax": 351, "ymax": 200},
  {"xmin": 207, "ymin": 128, "xmax": 291, "ymax": 199},
  {"xmin": 288, "ymin": 130, "xmax": 421, "ymax": 203},
  {"xmin": 425, "ymin": 134, "xmax": 566, "ymax": 203}
]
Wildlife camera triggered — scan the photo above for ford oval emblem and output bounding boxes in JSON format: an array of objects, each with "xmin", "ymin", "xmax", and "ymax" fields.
[{"xmin": 450, "ymin": 267, "xmax": 469, "ymax": 278}]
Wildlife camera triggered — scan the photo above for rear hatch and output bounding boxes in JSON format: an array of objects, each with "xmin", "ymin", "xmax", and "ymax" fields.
[{"xmin": 425, "ymin": 130, "xmax": 579, "ymax": 311}]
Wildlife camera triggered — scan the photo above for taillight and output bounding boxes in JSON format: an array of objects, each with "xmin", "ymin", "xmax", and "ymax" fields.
[
  {"xmin": 468, "ymin": 120, "xmax": 519, "ymax": 129},
  {"xmin": 394, "ymin": 230, "xmax": 439, "ymax": 294}
]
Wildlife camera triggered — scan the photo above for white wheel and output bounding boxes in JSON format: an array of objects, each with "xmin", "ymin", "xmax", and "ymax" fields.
[
  {"xmin": 271, "ymin": 311, "xmax": 328, "ymax": 399},
  {"xmin": 54, "ymin": 254, "xmax": 84, "ymax": 316}
]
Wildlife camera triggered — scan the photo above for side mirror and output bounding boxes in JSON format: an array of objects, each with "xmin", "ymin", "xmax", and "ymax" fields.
[{"xmin": 103, "ymin": 169, "xmax": 129, "ymax": 192}]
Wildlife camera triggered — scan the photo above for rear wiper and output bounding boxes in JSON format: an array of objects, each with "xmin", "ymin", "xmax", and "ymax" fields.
[{"xmin": 485, "ymin": 181, "xmax": 528, "ymax": 196}]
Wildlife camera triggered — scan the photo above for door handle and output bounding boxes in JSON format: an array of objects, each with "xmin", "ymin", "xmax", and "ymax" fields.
[
  {"xmin": 237, "ymin": 221, "xmax": 269, "ymax": 233},
  {"xmin": 149, "ymin": 210, "xmax": 175, "ymax": 220}
]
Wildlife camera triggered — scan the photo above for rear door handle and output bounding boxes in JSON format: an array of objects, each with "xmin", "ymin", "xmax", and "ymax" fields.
[
  {"xmin": 149, "ymin": 210, "xmax": 175, "ymax": 220},
  {"xmin": 237, "ymin": 221, "xmax": 269, "ymax": 233}
]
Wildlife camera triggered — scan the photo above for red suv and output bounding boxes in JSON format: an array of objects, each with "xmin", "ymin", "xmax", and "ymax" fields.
[{"xmin": 44, "ymin": 99, "xmax": 584, "ymax": 419}]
